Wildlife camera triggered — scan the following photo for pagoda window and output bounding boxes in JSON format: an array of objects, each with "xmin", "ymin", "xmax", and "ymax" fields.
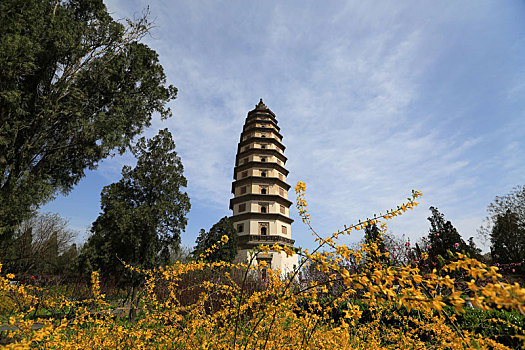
[
  {"xmin": 280, "ymin": 205, "xmax": 285, "ymax": 214},
  {"xmin": 279, "ymin": 187, "xmax": 284, "ymax": 196},
  {"xmin": 240, "ymin": 186, "xmax": 247, "ymax": 194},
  {"xmin": 261, "ymin": 144, "xmax": 266, "ymax": 149},
  {"xmin": 241, "ymin": 171, "xmax": 248, "ymax": 178},
  {"xmin": 239, "ymin": 203, "xmax": 246, "ymax": 212},
  {"xmin": 261, "ymin": 170, "xmax": 267, "ymax": 177},
  {"xmin": 259, "ymin": 222, "xmax": 269, "ymax": 236},
  {"xmin": 260, "ymin": 157, "xmax": 266, "ymax": 162},
  {"xmin": 282, "ymin": 225, "xmax": 287, "ymax": 234},
  {"xmin": 237, "ymin": 224, "xmax": 244, "ymax": 233},
  {"xmin": 260, "ymin": 204, "xmax": 267, "ymax": 213},
  {"xmin": 260, "ymin": 186, "xmax": 268, "ymax": 195}
]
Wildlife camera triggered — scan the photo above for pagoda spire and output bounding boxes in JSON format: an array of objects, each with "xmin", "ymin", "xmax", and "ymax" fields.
[{"xmin": 256, "ymin": 98, "xmax": 267, "ymax": 110}]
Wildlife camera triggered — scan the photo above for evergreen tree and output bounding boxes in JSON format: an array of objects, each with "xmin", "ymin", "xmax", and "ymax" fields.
[
  {"xmin": 57, "ymin": 244, "xmax": 79, "ymax": 275},
  {"xmin": 480, "ymin": 185, "xmax": 525, "ymax": 271},
  {"xmin": 79, "ymin": 129, "xmax": 190, "ymax": 282},
  {"xmin": 490, "ymin": 210, "xmax": 524, "ymax": 267},
  {"xmin": 426, "ymin": 207, "xmax": 480, "ymax": 268},
  {"xmin": 0, "ymin": 0, "xmax": 177, "ymax": 239},
  {"xmin": 193, "ymin": 217, "xmax": 238, "ymax": 263},
  {"xmin": 364, "ymin": 223, "xmax": 387, "ymax": 264}
]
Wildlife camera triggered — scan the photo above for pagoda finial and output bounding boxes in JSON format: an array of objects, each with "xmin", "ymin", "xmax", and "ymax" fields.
[{"xmin": 256, "ymin": 98, "xmax": 267, "ymax": 110}]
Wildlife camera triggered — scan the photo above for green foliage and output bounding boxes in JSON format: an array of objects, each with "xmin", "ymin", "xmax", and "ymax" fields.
[
  {"xmin": 491, "ymin": 210, "xmax": 525, "ymax": 270},
  {"xmin": 0, "ymin": 0, "xmax": 177, "ymax": 239},
  {"xmin": 298, "ymin": 297, "xmax": 524, "ymax": 349},
  {"xmin": 192, "ymin": 217, "xmax": 238, "ymax": 263},
  {"xmin": 481, "ymin": 186, "xmax": 525, "ymax": 271},
  {"xmin": 426, "ymin": 207, "xmax": 481, "ymax": 268},
  {"xmin": 79, "ymin": 129, "xmax": 190, "ymax": 282},
  {"xmin": 452, "ymin": 307, "xmax": 524, "ymax": 349}
]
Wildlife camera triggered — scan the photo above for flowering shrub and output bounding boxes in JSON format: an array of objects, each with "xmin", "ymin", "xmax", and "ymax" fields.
[{"xmin": 0, "ymin": 182, "xmax": 524, "ymax": 349}]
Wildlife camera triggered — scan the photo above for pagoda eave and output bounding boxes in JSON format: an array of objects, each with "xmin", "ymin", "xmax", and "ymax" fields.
[
  {"xmin": 238, "ymin": 137, "xmax": 286, "ymax": 151},
  {"xmin": 237, "ymin": 234, "xmax": 295, "ymax": 249},
  {"xmin": 231, "ymin": 176, "xmax": 291, "ymax": 194},
  {"xmin": 229, "ymin": 194, "xmax": 293, "ymax": 209},
  {"xmin": 234, "ymin": 161, "xmax": 289, "ymax": 177},
  {"xmin": 231, "ymin": 212, "xmax": 294, "ymax": 224},
  {"xmin": 236, "ymin": 148, "xmax": 288, "ymax": 164}
]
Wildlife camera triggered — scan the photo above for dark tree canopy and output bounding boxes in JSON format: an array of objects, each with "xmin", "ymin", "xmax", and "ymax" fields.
[
  {"xmin": 364, "ymin": 223, "xmax": 387, "ymax": 264},
  {"xmin": 0, "ymin": 0, "xmax": 177, "ymax": 238},
  {"xmin": 79, "ymin": 129, "xmax": 190, "ymax": 281},
  {"xmin": 193, "ymin": 217, "xmax": 238, "ymax": 263},
  {"xmin": 490, "ymin": 210, "xmax": 524, "ymax": 267},
  {"xmin": 479, "ymin": 185, "xmax": 524, "ymax": 269},
  {"xmin": 426, "ymin": 207, "xmax": 481, "ymax": 267}
]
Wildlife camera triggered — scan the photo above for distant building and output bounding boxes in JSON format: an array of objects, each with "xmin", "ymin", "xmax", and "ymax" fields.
[{"xmin": 230, "ymin": 99, "xmax": 298, "ymax": 275}]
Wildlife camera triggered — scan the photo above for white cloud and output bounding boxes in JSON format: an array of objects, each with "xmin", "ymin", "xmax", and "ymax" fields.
[{"xmin": 49, "ymin": 0, "xmax": 525, "ymax": 252}]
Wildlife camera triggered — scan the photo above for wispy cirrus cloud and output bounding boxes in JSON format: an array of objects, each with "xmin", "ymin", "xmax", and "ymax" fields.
[{"xmin": 43, "ymin": 0, "xmax": 525, "ymax": 251}]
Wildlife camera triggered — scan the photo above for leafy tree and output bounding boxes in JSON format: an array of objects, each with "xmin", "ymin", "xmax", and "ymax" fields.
[
  {"xmin": 0, "ymin": 0, "xmax": 177, "ymax": 239},
  {"xmin": 170, "ymin": 246, "xmax": 193, "ymax": 264},
  {"xmin": 79, "ymin": 129, "xmax": 190, "ymax": 282},
  {"xmin": 2, "ymin": 212, "xmax": 77, "ymax": 274},
  {"xmin": 57, "ymin": 243, "xmax": 79, "ymax": 275},
  {"xmin": 479, "ymin": 185, "xmax": 524, "ymax": 270},
  {"xmin": 490, "ymin": 210, "xmax": 524, "ymax": 267},
  {"xmin": 483, "ymin": 185, "xmax": 525, "ymax": 225},
  {"xmin": 426, "ymin": 207, "xmax": 481, "ymax": 268},
  {"xmin": 193, "ymin": 217, "xmax": 238, "ymax": 263},
  {"xmin": 381, "ymin": 232, "xmax": 423, "ymax": 267}
]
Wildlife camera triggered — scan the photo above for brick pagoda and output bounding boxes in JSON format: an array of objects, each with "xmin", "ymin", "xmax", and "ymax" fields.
[{"xmin": 230, "ymin": 99, "xmax": 298, "ymax": 274}]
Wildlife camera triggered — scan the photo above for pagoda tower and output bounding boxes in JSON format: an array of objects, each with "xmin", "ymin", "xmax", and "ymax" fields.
[{"xmin": 230, "ymin": 99, "xmax": 298, "ymax": 274}]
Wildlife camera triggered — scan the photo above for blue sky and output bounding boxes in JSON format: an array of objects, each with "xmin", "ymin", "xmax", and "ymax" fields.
[{"xmin": 41, "ymin": 0, "xmax": 525, "ymax": 252}]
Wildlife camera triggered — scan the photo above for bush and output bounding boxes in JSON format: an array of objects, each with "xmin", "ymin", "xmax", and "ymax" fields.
[
  {"xmin": 454, "ymin": 307, "xmax": 524, "ymax": 349},
  {"xmin": 0, "ymin": 182, "xmax": 524, "ymax": 349}
]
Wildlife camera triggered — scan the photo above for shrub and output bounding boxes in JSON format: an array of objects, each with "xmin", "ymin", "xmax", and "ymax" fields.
[{"xmin": 0, "ymin": 182, "xmax": 524, "ymax": 349}]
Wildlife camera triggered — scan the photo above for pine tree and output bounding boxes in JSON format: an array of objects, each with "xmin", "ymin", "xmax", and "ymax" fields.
[
  {"xmin": 491, "ymin": 210, "xmax": 524, "ymax": 268},
  {"xmin": 426, "ymin": 207, "xmax": 481, "ymax": 268},
  {"xmin": 193, "ymin": 217, "xmax": 238, "ymax": 263},
  {"xmin": 79, "ymin": 129, "xmax": 190, "ymax": 282},
  {"xmin": 480, "ymin": 186, "xmax": 525, "ymax": 271}
]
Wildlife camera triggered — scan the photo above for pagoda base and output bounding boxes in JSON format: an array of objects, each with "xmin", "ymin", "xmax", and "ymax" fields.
[{"xmin": 235, "ymin": 248, "xmax": 298, "ymax": 276}]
